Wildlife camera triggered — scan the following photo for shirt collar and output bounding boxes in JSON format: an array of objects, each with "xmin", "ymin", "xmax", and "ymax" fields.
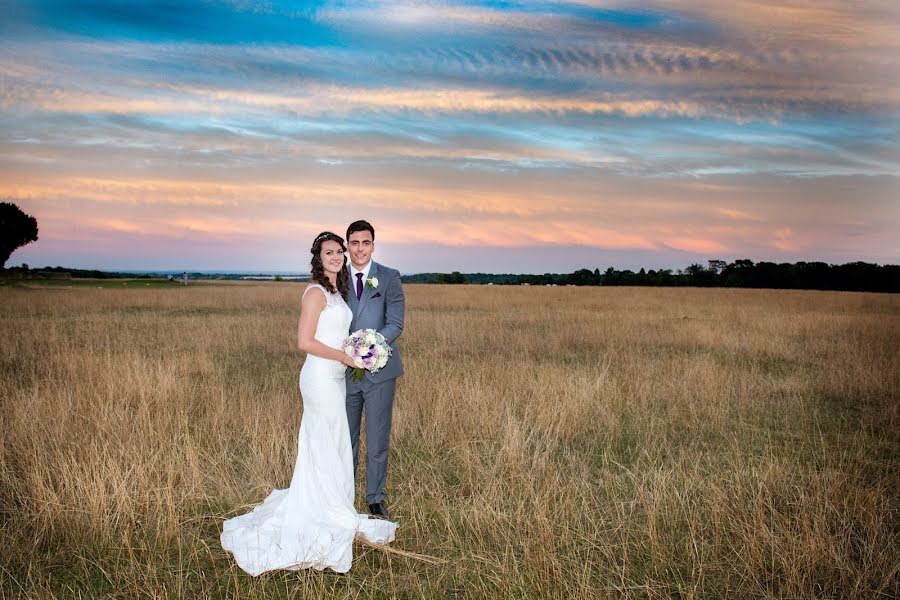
[{"xmin": 350, "ymin": 260, "xmax": 371, "ymax": 280}]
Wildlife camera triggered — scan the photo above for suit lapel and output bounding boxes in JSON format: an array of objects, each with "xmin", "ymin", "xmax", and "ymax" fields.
[
  {"xmin": 354, "ymin": 261, "xmax": 379, "ymax": 319},
  {"xmin": 345, "ymin": 269, "xmax": 359, "ymax": 325},
  {"xmin": 346, "ymin": 285, "xmax": 357, "ymax": 319}
]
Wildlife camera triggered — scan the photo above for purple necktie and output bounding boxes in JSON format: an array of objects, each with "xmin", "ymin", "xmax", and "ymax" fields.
[{"xmin": 355, "ymin": 272, "xmax": 363, "ymax": 301}]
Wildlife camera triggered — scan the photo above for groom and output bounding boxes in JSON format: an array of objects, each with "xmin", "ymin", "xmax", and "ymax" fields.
[{"xmin": 344, "ymin": 220, "xmax": 404, "ymax": 519}]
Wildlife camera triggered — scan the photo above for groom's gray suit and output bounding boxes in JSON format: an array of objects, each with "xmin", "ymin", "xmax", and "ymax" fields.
[{"xmin": 345, "ymin": 261, "xmax": 404, "ymax": 505}]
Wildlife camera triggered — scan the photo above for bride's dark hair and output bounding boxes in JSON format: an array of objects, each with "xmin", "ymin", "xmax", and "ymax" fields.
[{"xmin": 310, "ymin": 231, "xmax": 349, "ymax": 296}]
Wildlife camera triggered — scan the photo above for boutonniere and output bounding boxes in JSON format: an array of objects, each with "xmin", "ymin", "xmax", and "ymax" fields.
[{"xmin": 366, "ymin": 277, "xmax": 379, "ymax": 290}]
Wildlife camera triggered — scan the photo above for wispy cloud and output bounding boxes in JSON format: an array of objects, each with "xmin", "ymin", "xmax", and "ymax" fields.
[
  {"xmin": 663, "ymin": 237, "xmax": 731, "ymax": 254},
  {"xmin": 772, "ymin": 227, "xmax": 800, "ymax": 252},
  {"xmin": 1, "ymin": 1, "xmax": 898, "ymax": 270},
  {"xmin": 715, "ymin": 208, "xmax": 763, "ymax": 222}
]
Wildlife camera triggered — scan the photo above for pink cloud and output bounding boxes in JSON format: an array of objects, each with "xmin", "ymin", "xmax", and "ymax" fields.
[
  {"xmin": 772, "ymin": 227, "xmax": 801, "ymax": 251},
  {"xmin": 664, "ymin": 237, "xmax": 731, "ymax": 254},
  {"xmin": 715, "ymin": 207, "xmax": 764, "ymax": 222}
]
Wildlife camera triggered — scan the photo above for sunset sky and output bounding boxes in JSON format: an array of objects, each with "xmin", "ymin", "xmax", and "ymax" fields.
[{"xmin": 2, "ymin": 1, "xmax": 898, "ymax": 273}]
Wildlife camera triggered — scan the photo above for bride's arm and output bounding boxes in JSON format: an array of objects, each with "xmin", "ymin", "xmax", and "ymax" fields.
[{"xmin": 297, "ymin": 287, "xmax": 355, "ymax": 366}]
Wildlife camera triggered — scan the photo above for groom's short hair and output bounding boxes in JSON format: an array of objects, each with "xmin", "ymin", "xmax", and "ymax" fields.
[{"xmin": 347, "ymin": 220, "xmax": 375, "ymax": 241}]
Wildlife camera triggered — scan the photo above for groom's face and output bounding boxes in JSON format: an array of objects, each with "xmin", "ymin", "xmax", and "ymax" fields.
[{"xmin": 347, "ymin": 230, "xmax": 374, "ymax": 270}]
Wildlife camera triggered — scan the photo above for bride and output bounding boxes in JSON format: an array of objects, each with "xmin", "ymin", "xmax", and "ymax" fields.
[{"xmin": 221, "ymin": 231, "xmax": 398, "ymax": 575}]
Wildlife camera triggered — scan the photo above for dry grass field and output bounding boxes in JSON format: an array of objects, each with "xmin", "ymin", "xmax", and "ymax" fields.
[{"xmin": 0, "ymin": 281, "xmax": 897, "ymax": 599}]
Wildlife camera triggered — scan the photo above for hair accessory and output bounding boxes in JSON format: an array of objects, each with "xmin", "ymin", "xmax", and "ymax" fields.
[{"xmin": 311, "ymin": 231, "xmax": 343, "ymax": 254}]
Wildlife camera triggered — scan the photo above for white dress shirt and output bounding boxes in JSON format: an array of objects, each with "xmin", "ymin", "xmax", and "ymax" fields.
[{"xmin": 350, "ymin": 261, "xmax": 372, "ymax": 290}]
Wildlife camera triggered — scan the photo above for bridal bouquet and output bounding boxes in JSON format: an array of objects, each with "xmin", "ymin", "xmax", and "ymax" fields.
[{"xmin": 342, "ymin": 329, "xmax": 392, "ymax": 382}]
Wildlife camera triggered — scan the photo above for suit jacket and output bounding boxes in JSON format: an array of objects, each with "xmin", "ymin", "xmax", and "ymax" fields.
[{"xmin": 346, "ymin": 261, "xmax": 404, "ymax": 383}]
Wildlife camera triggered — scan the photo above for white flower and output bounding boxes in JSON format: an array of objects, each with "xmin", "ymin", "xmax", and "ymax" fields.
[
  {"xmin": 366, "ymin": 276, "xmax": 379, "ymax": 289},
  {"xmin": 341, "ymin": 328, "xmax": 391, "ymax": 376}
]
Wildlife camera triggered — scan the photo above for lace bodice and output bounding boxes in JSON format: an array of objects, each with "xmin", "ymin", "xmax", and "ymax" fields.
[{"xmin": 302, "ymin": 283, "xmax": 352, "ymax": 350}]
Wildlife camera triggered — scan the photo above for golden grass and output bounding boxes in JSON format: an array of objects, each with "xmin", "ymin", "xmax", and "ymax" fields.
[{"xmin": 0, "ymin": 282, "xmax": 897, "ymax": 598}]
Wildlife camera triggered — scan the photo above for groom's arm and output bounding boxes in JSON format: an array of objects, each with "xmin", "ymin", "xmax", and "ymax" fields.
[{"xmin": 378, "ymin": 269, "xmax": 404, "ymax": 345}]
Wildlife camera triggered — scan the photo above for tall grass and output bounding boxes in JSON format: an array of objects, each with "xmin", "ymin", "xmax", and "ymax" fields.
[{"xmin": 1, "ymin": 282, "xmax": 897, "ymax": 598}]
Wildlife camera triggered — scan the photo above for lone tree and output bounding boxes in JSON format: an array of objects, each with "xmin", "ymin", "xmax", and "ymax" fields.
[{"xmin": 0, "ymin": 202, "xmax": 38, "ymax": 268}]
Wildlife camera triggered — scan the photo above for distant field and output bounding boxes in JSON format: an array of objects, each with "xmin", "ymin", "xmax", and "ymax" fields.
[
  {"xmin": 0, "ymin": 277, "xmax": 236, "ymax": 288},
  {"xmin": 0, "ymin": 282, "xmax": 897, "ymax": 599}
]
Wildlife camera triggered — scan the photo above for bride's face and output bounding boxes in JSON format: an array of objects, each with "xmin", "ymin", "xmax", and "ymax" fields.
[{"xmin": 320, "ymin": 240, "xmax": 346, "ymax": 275}]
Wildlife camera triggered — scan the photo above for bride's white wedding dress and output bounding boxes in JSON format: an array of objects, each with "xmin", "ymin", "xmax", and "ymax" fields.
[{"xmin": 221, "ymin": 283, "xmax": 397, "ymax": 575}]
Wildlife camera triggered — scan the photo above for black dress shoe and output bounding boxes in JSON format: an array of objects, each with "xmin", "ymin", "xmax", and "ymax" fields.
[{"xmin": 368, "ymin": 502, "xmax": 391, "ymax": 520}]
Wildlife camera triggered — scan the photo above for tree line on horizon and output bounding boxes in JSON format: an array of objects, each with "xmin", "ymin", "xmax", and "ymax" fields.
[
  {"xmin": 402, "ymin": 259, "xmax": 900, "ymax": 293},
  {"xmin": 2, "ymin": 201, "xmax": 896, "ymax": 293},
  {"xmin": 4, "ymin": 260, "xmax": 898, "ymax": 294}
]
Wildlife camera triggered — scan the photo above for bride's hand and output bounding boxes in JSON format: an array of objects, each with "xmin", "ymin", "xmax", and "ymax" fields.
[{"xmin": 340, "ymin": 355, "xmax": 356, "ymax": 368}]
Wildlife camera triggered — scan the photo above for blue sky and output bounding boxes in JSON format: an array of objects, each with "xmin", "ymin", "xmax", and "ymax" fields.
[{"xmin": 2, "ymin": 0, "xmax": 898, "ymax": 272}]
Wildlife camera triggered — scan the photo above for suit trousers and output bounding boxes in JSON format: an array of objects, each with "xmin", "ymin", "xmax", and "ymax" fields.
[{"xmin": 345, "ymin": 375, "xmax": 396, "ymax": 504}]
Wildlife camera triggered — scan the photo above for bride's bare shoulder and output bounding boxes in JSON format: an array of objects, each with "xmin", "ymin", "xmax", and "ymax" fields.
[{"xmin": 302, "ymin": 283, "xmax": 327, "ymax": 304}]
